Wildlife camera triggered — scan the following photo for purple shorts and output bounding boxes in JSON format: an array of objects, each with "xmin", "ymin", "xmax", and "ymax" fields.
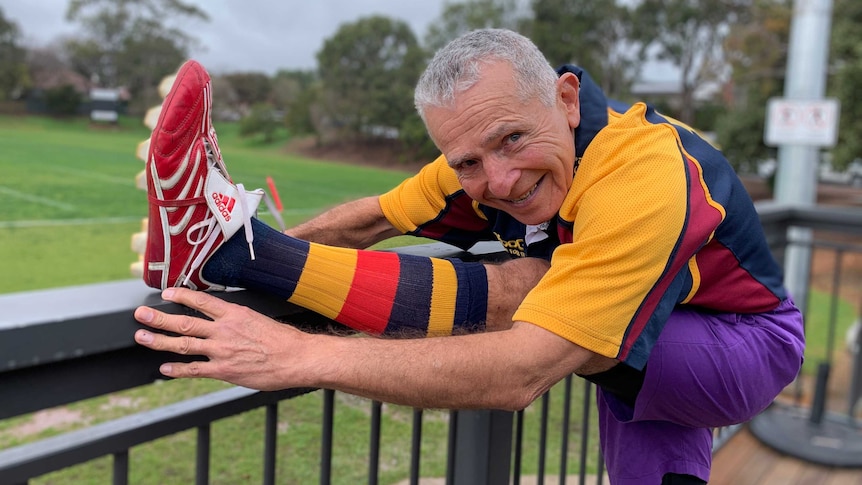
[{"xmin": 598, "ymin": 298, "xmax": 804, "ymax": 484}]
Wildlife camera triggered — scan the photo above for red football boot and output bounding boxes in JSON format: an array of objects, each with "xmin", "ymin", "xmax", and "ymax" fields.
[{"xmin": 143, "ymin": 60, "xmax": 263, "ymax": 290}]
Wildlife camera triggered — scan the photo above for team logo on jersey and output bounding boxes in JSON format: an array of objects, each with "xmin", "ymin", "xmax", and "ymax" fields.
[{"xmin": 494, "ymin": 233, "xmax": 525, "ymax": 257}]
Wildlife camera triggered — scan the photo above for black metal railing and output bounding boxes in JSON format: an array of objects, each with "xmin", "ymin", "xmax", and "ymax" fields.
[
  {"xmin": 2, "ymin": 203, "xmax": 861, "ymax": 484},
  {"xmin": 748, "ymin": 202, "xmax": 862, "ymax": 468}
]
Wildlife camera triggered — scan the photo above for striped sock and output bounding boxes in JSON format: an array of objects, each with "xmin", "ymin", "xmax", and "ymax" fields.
[{"xmin": 203, "ymin": 219, "xmax": 488, "ymax": 336}]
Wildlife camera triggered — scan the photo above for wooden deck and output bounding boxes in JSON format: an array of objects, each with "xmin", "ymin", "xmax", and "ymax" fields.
[
  {"xmin": 711, "ymin": 426, "xmax": 862, "ymax": 484},
  {"xmin": 403, "ymin": 424, "xmax": 861, "ymax": 485},
  {"xmin": 707, "ymin": 324, "xmax": 862, "ymax": 485}
]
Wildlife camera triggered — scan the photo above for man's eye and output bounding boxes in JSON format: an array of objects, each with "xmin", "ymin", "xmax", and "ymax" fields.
[
  {"xmin": 506, "ymin": 133, "xmax": 521, "ymax": 144},
  {"xmin": 452, "ymin": 159, "xmax": 478, "ymax": 174},
  {"xmin": 454, "ymin": 160, "xmax": 477, "ymax": 171}
]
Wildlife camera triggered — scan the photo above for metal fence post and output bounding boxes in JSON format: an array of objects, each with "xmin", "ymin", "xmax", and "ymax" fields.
[{"xmin": 450, "ymin": 410, "xmax": 513, "ymax": 485}]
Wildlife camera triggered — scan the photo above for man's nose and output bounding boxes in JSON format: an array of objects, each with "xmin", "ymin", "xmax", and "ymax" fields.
[{"xmin": 484, "ymin": 155, "xmax": 520, "ymax": 198}]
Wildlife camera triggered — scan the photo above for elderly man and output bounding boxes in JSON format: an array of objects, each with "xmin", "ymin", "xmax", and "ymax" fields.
[{"xmin": 135, "ymin": 29, "xmax": 804, "ymax": 484}]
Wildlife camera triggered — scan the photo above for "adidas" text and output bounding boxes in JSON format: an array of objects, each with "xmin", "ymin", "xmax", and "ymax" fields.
[{"xmin": 212, "ymin": 192, "xmax": 235, "ymax": 221}]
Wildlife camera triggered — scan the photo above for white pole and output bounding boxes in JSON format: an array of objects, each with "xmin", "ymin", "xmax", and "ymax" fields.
[{"xmin": 773, "ymin": 0, "xmax": 834, "ymax": 311}]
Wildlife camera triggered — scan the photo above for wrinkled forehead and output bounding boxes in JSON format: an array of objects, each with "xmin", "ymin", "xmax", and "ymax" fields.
[
  {"xmin": 453, "ymin": 62, "xmax": 523, "ymax": 107},
  {"xmin": 426, "ymin": 91, "xmax": 546, "ymax": 165},
  {"xmin": 422, "ymin": 59, "xmax": 522, "ymax": 112}
]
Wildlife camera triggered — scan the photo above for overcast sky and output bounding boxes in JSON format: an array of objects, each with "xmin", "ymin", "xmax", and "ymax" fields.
[
  {"xmin": 1, "ymin": 0, "xmax": 448, "ymax": 75},
  {"xmin": 2, "ymin": 0, "xmax": 678, "ymax": 82}
]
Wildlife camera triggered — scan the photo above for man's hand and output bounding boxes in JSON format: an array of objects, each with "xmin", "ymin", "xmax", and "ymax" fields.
[
  {"xmin": 134, "ymin": 288, "xmax": 599, "ymax": 411},
  {"xmin": 134, "ymin": 288, "xmax": 307, "ymax": 391}
]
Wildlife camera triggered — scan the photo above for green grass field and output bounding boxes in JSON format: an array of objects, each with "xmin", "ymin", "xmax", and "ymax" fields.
[
  {"xmin": 0, "ymin": 115, "xmax": 601, "ymax": 484},
  {"xmin": 0, "ymin": 114, "xmax": 415, "ymax": 294}
]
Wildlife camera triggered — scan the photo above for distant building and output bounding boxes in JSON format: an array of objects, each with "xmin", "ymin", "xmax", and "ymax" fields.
[
  {"xmin": 26, "ymin": 67, "xmax": 91, "ymax": 115},
  {"xmin": 25, "ymin": 67, "xmax": 129, "ymax": 120},
  {"xmin": 31, "ymin": 67, "xmax": 91, "ymax": 94},
  {"xmin": 89, "ymin": 88, "xmax": 122, "ymax": 122}
]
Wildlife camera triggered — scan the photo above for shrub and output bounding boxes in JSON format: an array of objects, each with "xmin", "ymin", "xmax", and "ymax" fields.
[{"xmin": 44, "ymin": 84, "xmax": 83, "ymax": 117}]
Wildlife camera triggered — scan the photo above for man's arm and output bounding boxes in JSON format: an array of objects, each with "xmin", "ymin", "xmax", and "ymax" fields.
[
  {"xmin": 286, "ymin": 196, "xmax": 402, "ymax": 248},
  {"xmin": 133, "ymin": 287, "xmax": 607, "ymax": 410},
  {"xmin": 285, "ymin": 193, "xmax": 551, "ymax": 331},
  {"xmin": 483, "ymin": 257, "xmax": 548, "ymax": 330},
  {"xmin": 312, "ymin": 321, "xmax": 596, "ymax": 410}
]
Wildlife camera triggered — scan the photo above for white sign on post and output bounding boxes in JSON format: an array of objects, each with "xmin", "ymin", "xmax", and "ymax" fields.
[{"xmin": 764, "ymin": 97, "xmax": 840, "ymax": 147}]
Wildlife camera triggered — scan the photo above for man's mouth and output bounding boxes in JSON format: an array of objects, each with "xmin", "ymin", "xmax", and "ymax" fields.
[{"xmin": 507, "ymin": 177, "xmax": 542, "ymax": 204}]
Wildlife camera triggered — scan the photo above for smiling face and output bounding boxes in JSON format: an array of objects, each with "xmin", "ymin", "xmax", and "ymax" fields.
[{"xmin": 423, "ymin": 61, "xmax": 582, "ymax": 225}]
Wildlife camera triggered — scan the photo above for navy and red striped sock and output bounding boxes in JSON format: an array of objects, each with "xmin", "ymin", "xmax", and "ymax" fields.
[{"xmin": 204, "ymin": 219, "xmax": 488, "ymax": 336}]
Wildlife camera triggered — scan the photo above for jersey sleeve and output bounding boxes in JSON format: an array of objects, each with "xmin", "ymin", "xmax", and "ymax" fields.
[
  {"xmin": 379, "ymin": 155, "xmax": 494, "ymax": 249},
  {"xmin": 513, "ymin": 105, "xmax": 726, "ymax": 369}
]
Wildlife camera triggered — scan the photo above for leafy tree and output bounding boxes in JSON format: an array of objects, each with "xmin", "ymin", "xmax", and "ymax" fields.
[
  {"xmin": 239, "ymin": 102, "xmax": 280, "ymax": 143},
  {"xmin": 117, "ymin": 19, "xmax": 187, "ymax": 113},
  {"xmin": 27, "ymin": 46, "xmax": 70, "ymax": 78},
  {"xmin": 527, "ymin": 0, "xmax": 638, "ymax": 98},
  {"xmin": 208, "ymin": 74, "xmax": 235, "ymax": 121},
  {"xmin": 715, "ymin": 0, "xmax": 791, "ymax": 173},
  {"xmin": 722, "ymin": 0, "xmax": 789, "ymax": 105},
  {"xmin": 271, "ymin": 70, "xmax": 313, "ymax": 110},
  {"xmin": 284, "ymin": 84, "xmax": 318, "ymax": 138},
  {"xmin": 64, "ymin": 0, "xmax": 207, "ymax": 110},
  {"xmin": 424, "ymin": 0, "xmax": 526, "ymax": 53},
  {"xmin": 829, "ymin": 0, "xmax": 862, "ymax": 169},
  {"xmin": 714, "ymin": 102, "xmax": 770, "ymax": 174},
  {"xmin": 222, "ymin": 72, "xmax": 272, "ymax": 107},
  {"xmin": 399, "ymin": 111, "xmax": 441, "ymax": 162},
  {"xmin": 316, "ymin": 15, "xmax": 425, "ymax": 143},
  {"xmin": 632, "ymin": 0, "xmax": 752, "ymax": 124},
  {"xmin": 44, "ymin": 84, "xmax": 84, "ymax": 116},
  {"xmin": 0, "ymin": 6, "xmax": 30, "ymax": 100},
  {"xmin": 273, "ymin": 69, "xmax": 318, "ymax": 137}
]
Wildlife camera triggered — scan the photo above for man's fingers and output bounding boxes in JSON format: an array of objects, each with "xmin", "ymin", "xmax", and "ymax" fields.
[
  {"xmin": 135, "ymin": 328, "xmax": 208, "ymax": 356},
  {"xmin": 134, "ymin": 286, "xmax": 233, "ymax": 339},
  {"xmin": 160, "ymin": 287, "xmax": 231, "ymax": 320},
  {"xmin": 133, "ymin": 287, "xmax": 290, "ymax": 389},
  {"xmin": 134, "ymin": 305, "xmax": 213, "ymax": 339},
  {"xmin": 159, "ymin": 361, "xmax": 209, "ymax": 379}
]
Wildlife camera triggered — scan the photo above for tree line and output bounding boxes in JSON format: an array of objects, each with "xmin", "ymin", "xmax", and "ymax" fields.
[{"xmin": 1, "ymin": 0, "xmax": 860, "ymax": 169}]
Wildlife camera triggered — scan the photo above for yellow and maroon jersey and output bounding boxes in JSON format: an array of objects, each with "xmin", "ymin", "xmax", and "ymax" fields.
[{"xmin": 379, "ymin": 65, "xmax": 786, "ymax": 369}]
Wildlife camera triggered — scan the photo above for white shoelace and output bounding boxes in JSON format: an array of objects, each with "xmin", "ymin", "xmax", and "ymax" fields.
[
  {"xmin": 182, "ymin": 181, "xmax": 256, "ymax": 287},
  {"xmin": 180, "ymin": 139, "xmax": 287, "ymax": 287}
]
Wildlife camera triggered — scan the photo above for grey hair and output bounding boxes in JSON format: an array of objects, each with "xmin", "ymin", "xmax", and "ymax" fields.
[{"xmin": 414, "ymin": 29, "xmax": 559, "ymax": 122}]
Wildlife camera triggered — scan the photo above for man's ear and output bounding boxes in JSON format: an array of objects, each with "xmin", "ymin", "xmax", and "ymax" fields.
[{"xmin": 557, "ymin": 72, "xmax": 581, "ymax": 128}]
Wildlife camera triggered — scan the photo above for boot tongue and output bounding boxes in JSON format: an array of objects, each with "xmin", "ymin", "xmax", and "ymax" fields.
[
  {"xmin": 204, "ymin": 168, "xmax": 263, "ymax": 240},
  {"xmin": 184, "ymin": 169, "xmax": 265, "ymax": 286}
]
